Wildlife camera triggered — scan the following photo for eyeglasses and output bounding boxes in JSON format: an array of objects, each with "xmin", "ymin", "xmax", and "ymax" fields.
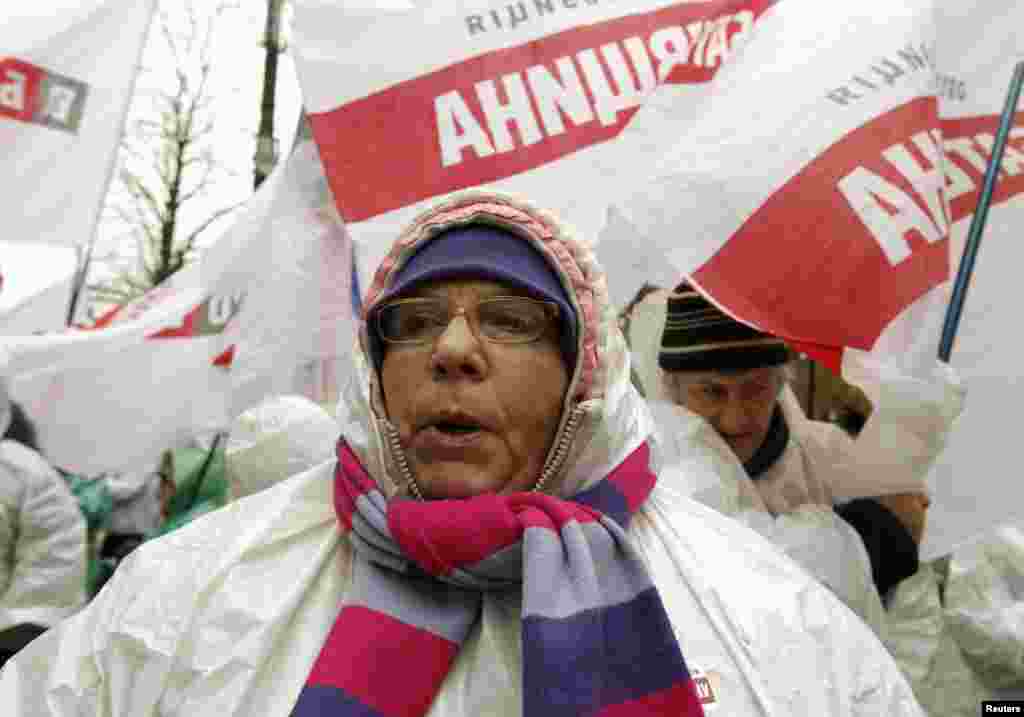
[{"xmin": 376, "ymin": 296, "xmax": 559, "ymax": 345}]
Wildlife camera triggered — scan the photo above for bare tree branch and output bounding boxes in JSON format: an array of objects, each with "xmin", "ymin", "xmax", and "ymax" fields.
[
  {"xmin": 91, "ymin": 0, "xmax": 247, "ymax": 315},
  {"xmin": 182, "ymin": 202, "xmax": 242, "ymax": 249}
]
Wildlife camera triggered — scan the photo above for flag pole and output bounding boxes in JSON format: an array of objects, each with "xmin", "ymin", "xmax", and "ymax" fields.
[{"xmin": 938, "ymin": 61, "xmax": 1024, "ymax": 361}]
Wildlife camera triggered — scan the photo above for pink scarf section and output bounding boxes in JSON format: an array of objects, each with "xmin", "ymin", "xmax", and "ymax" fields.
[{"xmin": 291, "ymin": 440, "xmax": 705, "ymax": 717}]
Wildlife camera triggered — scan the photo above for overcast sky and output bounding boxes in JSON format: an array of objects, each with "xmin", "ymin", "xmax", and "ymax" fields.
[{"xmin": 0, "ymin": 0, "xmax": 303, "ymax": 316}]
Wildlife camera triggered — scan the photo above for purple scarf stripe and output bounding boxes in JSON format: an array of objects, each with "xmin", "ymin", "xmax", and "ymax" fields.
[
  {"xmin": 573, "ymin": 478, "xmax": 631, "ymax": 528},
  {"xmin": 292, "ymin": 686, "xmax": 386, "ymax": 717},
  {"xmin": 522, "ymin": 588, "xmax": 693, "ymax": 716}
]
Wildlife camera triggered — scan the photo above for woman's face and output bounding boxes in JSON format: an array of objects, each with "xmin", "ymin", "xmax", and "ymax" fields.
[
  {"xmin": 666, "ymin": 366, "xmax": 782, "ymax": 464},
  {"xmin": 380, "ymin": 279, "xmax": 570, "ymax": 498}
]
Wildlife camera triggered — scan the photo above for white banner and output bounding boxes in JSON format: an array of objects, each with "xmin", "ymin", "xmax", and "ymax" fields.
[
  {"xmin": 1, "ymin": 1, "xmax": 156, "ymax": 248},
  {"xmin": 3, "ymin": 135, "xmax": 356, "ymax": 475},
  {"xmin": 0, "ymin": 272, "xmax": 75, "ymax": 336},
  {"xmin": 918, "ymin": 3, "xmax": 1024, "ymax": 559},
  {"xmin": 0, "ymin": 241, "xmax": 78, "ymax": 333},
  {"xmin": 215, "ymin": 137, "xmax": 357, "ymax": 417}
]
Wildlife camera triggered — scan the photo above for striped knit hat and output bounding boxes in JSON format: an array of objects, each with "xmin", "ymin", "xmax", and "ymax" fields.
[{"xmin": 659, "ymin": 282, "xmax": 790, "ymax": 372}]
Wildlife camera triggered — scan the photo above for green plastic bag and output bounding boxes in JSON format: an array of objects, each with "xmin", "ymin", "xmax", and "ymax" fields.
[
  {"xmin": 59, "ymin": 472, "xmax": 113, "ymax": 533},
  {"xmin": 151, "ymin": 436, "xmax": 228, "ymax": 539},
  {"xmin": 58, "ymin": 471, "xmax": 115, "ymax": 598}
]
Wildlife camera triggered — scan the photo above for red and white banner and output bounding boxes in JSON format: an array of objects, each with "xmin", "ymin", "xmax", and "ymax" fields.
[
  {"xmin": 605, "ymin": 0, "xmax": 1024, "ymax": 548},
  {"xmin": 1, "ymin": 1, "xmax": 156, "ymax": 248},
  {"xmin": 293, "ymin": 0, "xmax": 954, "ymax": 487},
  {"xmin": 5, "ymin": 134, "xmax": 356, "ymax": 475},
  {"xmin": 293, "ymin": 1, "xmax": 1023, "ymax": 551},
  {"xmin": 597, "ymin": 0, "xmax": 968, "ymax": 505},
  {"xmin": 294, "ymin": 0, "xmax": 776, "ymax": 290},
  {"xmin": 601, "ymin": 0, "xmax": 947, "ymax": 370},
  {"xmin": 293, "ymin": 0, "xmax": 954, "ymax": 368}
]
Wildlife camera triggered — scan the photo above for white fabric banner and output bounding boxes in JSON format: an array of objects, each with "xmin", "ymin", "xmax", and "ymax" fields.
[
  {"xmin": 1, "ymin": 1, "xmax": 156, "ymax": 248},
  {"xmin": 0, "ymin": 272, "xmax": 76, "ymax": 336},
  {"xmin": 3, "ymin": 136, "xmax": 356, "ymax": 475},
  {"xmin": 918, "ymin": 3, "xmax": 1024, "ymax": 559}
]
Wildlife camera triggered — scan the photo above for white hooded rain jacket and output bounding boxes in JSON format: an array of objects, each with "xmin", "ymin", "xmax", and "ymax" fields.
[{"xmin": 1, "ymin": 193, "xmax": 922, "ymax": 716}]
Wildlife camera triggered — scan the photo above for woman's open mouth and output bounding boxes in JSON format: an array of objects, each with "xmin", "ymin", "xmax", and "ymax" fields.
[
  {"xmin": 436, "ymin": 421, "xmax": 480, "ymax": 435},
  {"xmin": 414, "ymin": 420, "xmax": 486, "ymax": 454}
]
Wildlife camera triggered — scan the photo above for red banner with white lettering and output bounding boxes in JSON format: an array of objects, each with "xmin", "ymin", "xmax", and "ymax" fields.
[
  {"xmin": 295, "ymin": 0, "xmax": 778, "ymax": 284},
  {"xmin": 308, "ymin": 1, "xmax": 772, "ymax": 223}
]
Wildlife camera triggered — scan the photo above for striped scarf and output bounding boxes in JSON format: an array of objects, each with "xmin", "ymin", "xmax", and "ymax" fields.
[{"xmin": 291, "ymin": 440, "xmax": 705, "ymax": 717}]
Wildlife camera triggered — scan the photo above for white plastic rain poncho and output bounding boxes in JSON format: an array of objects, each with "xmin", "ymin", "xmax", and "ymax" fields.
[
  {"xmin": 855, "ymin": 518, "xmax": 1024, "ymax": 716},
  {"xmin": 0, "ymin": 361, "xmax": 86, "ymax": 633},
  {"xmin": 0, "ymin": 193, "xmax": 922, "ymax": 716},
  {"xmin": 225, "ymin": 395, "xmax": 340, "ymax": 500},
  {"xmin": 943, "ymin": 525, "xmax": 1024, "ymax": 698},
  {"xmin": 0, "ymin": 443, "xmax": 87, "ymax": 634},
  {"xmin": 883, "ymin": 561, "xmax": 990, "ymax": 717},
  {"xmin": 626, "ymin": 292, "xmax": 887, "ymax": 636}
]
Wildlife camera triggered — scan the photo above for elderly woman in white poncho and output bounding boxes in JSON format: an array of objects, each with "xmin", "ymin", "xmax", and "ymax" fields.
[{"xmin": 2, "ymin": 194, "xmax": 922, "ymax": 716}]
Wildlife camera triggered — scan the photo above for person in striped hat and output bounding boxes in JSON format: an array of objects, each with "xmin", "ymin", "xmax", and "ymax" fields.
[
  {"xmin": 619, "ymin": 282, "xmax": 879, "ymax": 635},
  {"xmin": 2, "ymin": 195, "xmax": 924, "ymax": 716},
  {"xmin": 655, "ymin": 279, "xmax": 1024, "ymax": 717},
  {"xmin": 656, "ymin": 282, "xmax": 926, "ymax": 605}
]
